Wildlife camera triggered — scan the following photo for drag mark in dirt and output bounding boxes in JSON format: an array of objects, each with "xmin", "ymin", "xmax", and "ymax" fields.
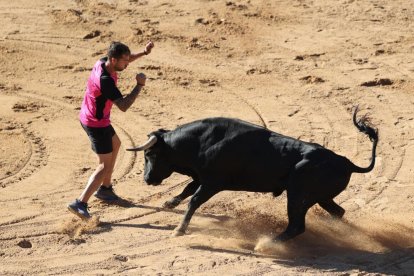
[
  {"xmin": 364, "ymin": 250, "xmax": 414, "ymax": 273},
  {"xmin": 0, "ymin": 230, "xmax": 61, "ymax": 241},
  {"xmin": 136, "ymin": 179, "xmax": 193, "ymax": 205},
  {"xmin": 387, "ymin": 147, "xmax": 405, "ymax": 181},
  {"xmin": 4, "ymin": 37, "xmax": 86, "ymax": 48},
  {"xmin": 0, "ymin": 215, "xmax": 40, "ymax": 227},
  {"xmin": 317, "ymin": 79, "xmax": 407, "ymax": 212},
  {"xmin": 227, "ymin": 90, "xmax": 268, "ymax": 129},
  {"xmin": 111, "ymin": 126, "xmax": 138, "ymax": 183},
  {"xmin": 0, "ymin": 120, "xmax": 47, "ymax": 188},
  {"xmin": 189, "ymin": 244, "xmax": 282, "ymax": 261},
  {"xmin": 101, "ymin": 179, "xmax": 193, "ymax": 224},
  {"xmin": 0, "ymin": 188, "xmax": 75, "ymax": 203},
  {"xmin": 2, "ymin": 217, "xmax": 101, "ymax": 241},
  {"xmin": 10, "ymin": 90, "xmax": 139, "ymax": 183},
  {"xmin": 108, "ymin": 210, "xmax": 161, "ymax": 224},
  {"xmin": 8, "ymin": 90, "xmax": 193, "ymax": 226},
  {"xmin": 4, "ymin": 90, "xmax": 198, "ymax": 231},
  {"xmin": 5, "ymin": 239, "xmax": 177, "ymax": 276}
]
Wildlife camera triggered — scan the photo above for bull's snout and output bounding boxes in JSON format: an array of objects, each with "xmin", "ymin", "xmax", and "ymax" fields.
[
  {"xmin": 144, "ymin": 175, "xmax": 162, "ymax": 186},
  {"xmin": 148, "ymin": 182, "xmax": 161, "ymax": 186}
]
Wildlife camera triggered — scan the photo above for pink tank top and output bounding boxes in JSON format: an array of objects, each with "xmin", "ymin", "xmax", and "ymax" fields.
[{"xmin": 79, "ymin": 58, "xmax": 122, "ymax": 127}]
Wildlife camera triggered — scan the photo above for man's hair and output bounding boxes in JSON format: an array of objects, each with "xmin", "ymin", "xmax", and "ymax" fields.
[{"xmin": 107, "ymin": 41, "xmax": 131, "ymax": 59}]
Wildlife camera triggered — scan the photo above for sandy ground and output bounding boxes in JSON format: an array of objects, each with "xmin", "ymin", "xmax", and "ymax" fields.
[{"xmin": 1, "ymin": 0, "xmax": 414, "ymax": 275}]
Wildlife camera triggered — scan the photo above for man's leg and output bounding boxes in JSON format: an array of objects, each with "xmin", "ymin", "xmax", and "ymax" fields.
[
  {"xmin": 68, "ymin": 152, "xmax": 113, "ymax": 219},
  {"xmin": 101, "ymin": 133, "xmax": 121, "ymax": 187},
  {"xmin": 79, "ymin": 152, "xmax": 113, "ymax": 202},
  {"xmin": 94, "ymin": 133, "xmax": 123, "ymax": 201}
]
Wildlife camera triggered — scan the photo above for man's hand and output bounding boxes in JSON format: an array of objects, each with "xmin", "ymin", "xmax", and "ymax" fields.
[
  {"xmin": 136, "ymin": 73, "xmax": 146, "ymax": 86},
  {"xmin": 114, "ymin": 78, "xmax": 144, "ymax": 112},
  {"xmin": 144, "ymin": 41, "xmax": 154, "ymax": 55}
]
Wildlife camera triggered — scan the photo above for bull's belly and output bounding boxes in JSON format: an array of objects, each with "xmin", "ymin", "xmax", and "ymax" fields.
[
  {"xmin": 223, "ymin": 185, "xmax": 277, "ymax": 193},
  {"xmin": 204, "ymin": 160, "xmax": 292, "ymax": 193},
  {"xmin": 221, "ymin": 177, "xmax": 286, "ymax": 193}
]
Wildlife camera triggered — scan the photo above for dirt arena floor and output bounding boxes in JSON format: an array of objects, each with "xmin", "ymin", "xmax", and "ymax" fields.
[{"xmin": 1, "ymin": 0, "xmax": 414, "ymax": 275}]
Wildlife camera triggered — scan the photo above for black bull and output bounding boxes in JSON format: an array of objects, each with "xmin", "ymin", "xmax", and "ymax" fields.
[{"xmin": 127, "ymin": 107, "xmax": 378, "ymax": 241}]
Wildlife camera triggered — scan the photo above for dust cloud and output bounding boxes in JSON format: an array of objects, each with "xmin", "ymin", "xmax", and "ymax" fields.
[
  {"xmin": 191, "ymin": 207, "xmax": 414, "ymax": 259},
  {"xmin": 57, "ymin": 216, "xmax": 101, "ymax": 238}
]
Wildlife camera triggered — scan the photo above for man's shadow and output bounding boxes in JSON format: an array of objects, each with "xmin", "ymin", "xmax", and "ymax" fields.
[{"xmin": 95, "ymin": 200, "xmax": 232, "ymax": 232}]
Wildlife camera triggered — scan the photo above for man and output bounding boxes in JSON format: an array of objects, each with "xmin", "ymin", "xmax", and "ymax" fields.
[{"xmin": 67, "ymin": 41, "xmax": 154, "ymax": 219}]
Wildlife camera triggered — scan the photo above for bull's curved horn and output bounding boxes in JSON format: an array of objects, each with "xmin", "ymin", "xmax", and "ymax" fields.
[{"xmin": 126, "ymin": 135, "xmax": 158, "ymax": 151}]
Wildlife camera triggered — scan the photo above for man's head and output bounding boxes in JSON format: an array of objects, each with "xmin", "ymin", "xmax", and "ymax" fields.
[{"xmin": 107, "ymin": 41, "xmax": 131, "ymax": 71}]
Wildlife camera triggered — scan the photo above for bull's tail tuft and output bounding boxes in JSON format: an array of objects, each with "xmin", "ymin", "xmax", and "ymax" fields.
[
  {"xmin": 353, "ymin": 106, "xmax": 378, "ymax": 142},
  {"xmin": 352, "ymin": 106, "xmax": 379, "ymax": 173}
]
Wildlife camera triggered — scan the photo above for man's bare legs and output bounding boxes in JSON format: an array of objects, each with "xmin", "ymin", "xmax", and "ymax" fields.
[
  {"xmin": 68, "ymin": 134, "xmax": 121, "ymax": 218},
  {"xmin": 78, "ymin": 134, "xmax": 121, "ymax": 202},
  {"xmin": 68, "ymin": 151, "xmax": 113, "ymax": 219},
  {"xmin": 79, "ymin": 152, "xmax": 113, "ymax": 203},
  {"xmin": 101, "ymin": 134, "xmax": 121, "ymax": 188}
]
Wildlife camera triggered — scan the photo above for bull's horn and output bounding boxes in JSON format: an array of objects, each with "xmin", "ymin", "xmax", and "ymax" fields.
[{"xmin": 126, "ymin": 135, "xmax": 157, "ymax": 151}]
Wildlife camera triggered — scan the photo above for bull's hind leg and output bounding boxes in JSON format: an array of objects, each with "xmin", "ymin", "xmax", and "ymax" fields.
[
  {"xmin": 275, "ymin": 159, "xmax": 316, "ymax": 242},
  {"xmin": 163, "ymin": 180, "xmax": 200, "ymax": 209},
  {"xmin": 275, "ymin": 196, "xmax": 314, "ymax": 242},
  {"xmin": 318, "ymin": 199, "xmax": 345, "ymax": 218},
  {"xmin": 174, "ymin": 185, "xmax": 218, "ymax": 236}
]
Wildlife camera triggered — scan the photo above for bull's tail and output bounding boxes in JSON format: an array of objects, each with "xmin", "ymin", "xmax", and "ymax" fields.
[{"xmin": 351, "ymin": 106, "xmax": 379, "ymax": 173}]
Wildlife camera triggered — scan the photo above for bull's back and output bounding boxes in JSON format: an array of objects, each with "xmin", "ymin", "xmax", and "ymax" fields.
[{"xmin": 190, "ymin": 118, "xmax": 305, "ymax": 191}]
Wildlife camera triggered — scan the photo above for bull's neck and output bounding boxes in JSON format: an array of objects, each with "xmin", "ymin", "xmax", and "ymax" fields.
[{"xmin": 167, "ymin": 140, "xmax": 199, "ymax": 178}]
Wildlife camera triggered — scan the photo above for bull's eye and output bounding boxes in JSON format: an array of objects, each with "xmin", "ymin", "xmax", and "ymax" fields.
[{"xmin": 146, "ymin": 150, "xmax": 155, "ymax": 157}]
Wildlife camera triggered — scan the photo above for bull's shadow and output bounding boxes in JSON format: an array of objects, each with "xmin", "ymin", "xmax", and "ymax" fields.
[
  {"xmin": 189, "ymin": 244, "xmax": 414, "ymax": 276},
  {"xmin": 98, "ymin": 202, "xmax": 414, "ymax": 275},
  {"xmin": 119, "ymin": 202, "xmax": 233, "ymax": 221},
  {"xmin": 101, "ymin": 202, "xmax": 233, "ymax": 231},
  {"xmin": 189, "ymin": 217, "xmax": 414, "ymax": 276}
]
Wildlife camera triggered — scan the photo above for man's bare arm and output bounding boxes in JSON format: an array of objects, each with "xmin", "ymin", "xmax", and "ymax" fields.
[
  {"xmin": 114, "ymin": 85, "xmax": 142, "ymax": 112},
  {"xmin": 129, "ymin": 52, "xmax": 147, "ymax": 63},
  {"xmin": 129, "ymin": 41, "xmax": 154, "ymax": 63}
]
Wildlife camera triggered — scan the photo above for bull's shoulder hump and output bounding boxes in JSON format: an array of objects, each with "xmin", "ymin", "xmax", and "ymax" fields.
[
  {"xmin": 201, "ymin": 117, "xmax": 266, "ymax": 130},
  {"xmin": 172, "ymin": 117, "xmax": 270, "ymax": 139},
  {"xmin": 176, "ymin": 117, "xmax": 265, "ymax": 129}
]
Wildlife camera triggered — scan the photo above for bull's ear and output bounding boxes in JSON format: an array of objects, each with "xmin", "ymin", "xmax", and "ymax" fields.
[
  {"xmin": 148, "ymin": 129, "xmax": 169, "ymax": 138},
  {"xmin": 156, "ymin": 128, "xmax": 170, "ymax": 134}
]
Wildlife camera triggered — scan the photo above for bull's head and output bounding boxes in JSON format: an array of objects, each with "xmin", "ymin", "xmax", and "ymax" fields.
[{"xmin": 127, "ymin": 129, "xmax": 172, "ymax": 186}]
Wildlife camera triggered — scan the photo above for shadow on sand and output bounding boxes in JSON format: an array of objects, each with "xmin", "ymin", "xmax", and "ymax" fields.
[
  {"xmin": 76, "ymin": 200, "xmax": 414, "ymax": 275},
  {"xmin": 189, "ymin": 216, "xmax": 414, "ymax": 276}
]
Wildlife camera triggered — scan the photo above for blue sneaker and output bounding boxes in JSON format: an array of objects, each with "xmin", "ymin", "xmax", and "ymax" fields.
[
  {"xmin": 67, "ymin": 199, "xmax": 91, "ymax": 220},
  {"xmin": 94, "ymin": 185, "xmax": 120, "ymax": 201}
]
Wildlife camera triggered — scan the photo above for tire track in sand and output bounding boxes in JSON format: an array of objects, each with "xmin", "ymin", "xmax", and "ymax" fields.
[
  {"xmin": 0, "ymin": 121, "xmax": 47, "ymax": 188},
  {"xmin": 4, "ymin": 90, "xmax": 138, "ymax": 188}
]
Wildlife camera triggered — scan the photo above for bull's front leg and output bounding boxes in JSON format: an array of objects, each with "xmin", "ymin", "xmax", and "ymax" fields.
[
  {"xmin": 163, "ymin": 180, "xmax": 200, "ymax": 209},
  {"xmin": 173, "ymin": 185, "xmax": 218, "ymax": 236}
]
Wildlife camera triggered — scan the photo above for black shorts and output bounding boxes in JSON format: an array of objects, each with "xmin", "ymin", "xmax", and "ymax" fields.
[{"xmin": 81, "ymin": 123, "xmax": 116, "ymax": 154}]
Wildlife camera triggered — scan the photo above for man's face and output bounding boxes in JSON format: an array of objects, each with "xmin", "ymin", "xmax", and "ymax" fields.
[{"xmin": 113, "ymin": 54, "xmax": 130, "ymax": 71}]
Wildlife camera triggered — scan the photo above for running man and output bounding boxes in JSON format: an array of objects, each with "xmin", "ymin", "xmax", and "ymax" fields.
[{"xmin": 68, "ymin": 41, "xmax": 154, "ymax": 219}]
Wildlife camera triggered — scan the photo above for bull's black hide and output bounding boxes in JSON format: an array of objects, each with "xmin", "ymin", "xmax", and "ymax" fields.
[{"xmin": 128, "ymin": 107, "xmax": 378, "ymax": 241}]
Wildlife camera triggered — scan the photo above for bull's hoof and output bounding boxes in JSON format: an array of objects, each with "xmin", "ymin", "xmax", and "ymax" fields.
[
  {"xmin": 172, "ymin": 228, "xmax": 186, "ymax": 237},
  {"xmin": 274, "ymin": 233, "xmax": 291, "ymax": 242},
  {"xmin": 162, "ymin": 198, "xmax": 180, "ymax": 209},
  {"xmin": 332, "ymin": 208, "xmax": 345, "ymax": 219},
  {"xmin": 275, "ymin": 227, "xmax": 305, "ymax": 242}
]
